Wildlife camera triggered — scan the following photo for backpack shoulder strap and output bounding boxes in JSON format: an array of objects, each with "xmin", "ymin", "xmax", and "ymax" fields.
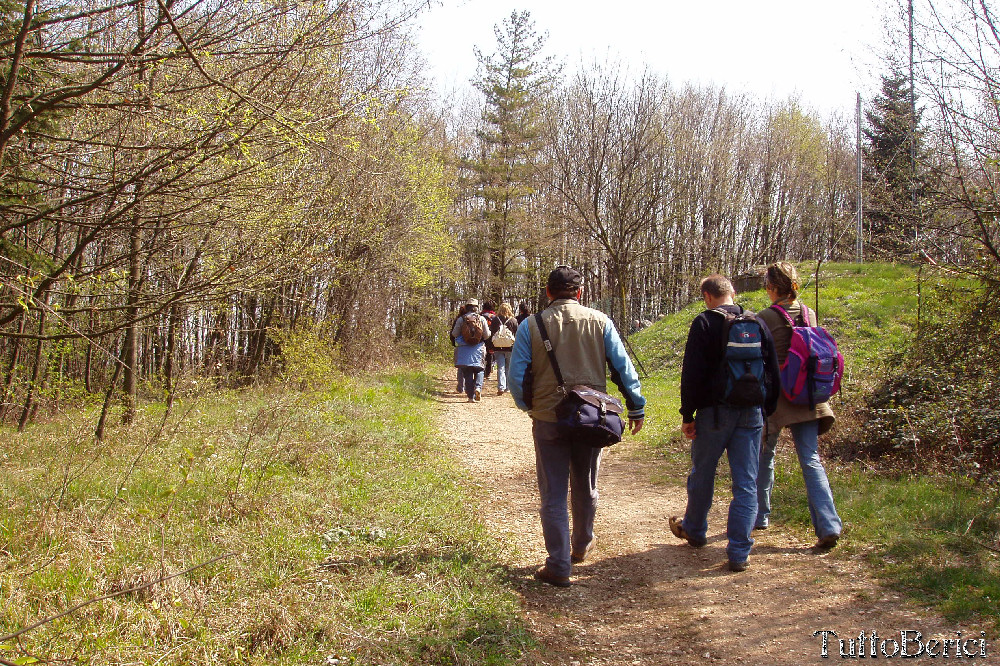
[
  {"xmin": 534, "ymin": 313, "xmax": 566, "ymax": 390},
  {"xmin": 769, "ymin": 303, "xmax": 796, "ymax": 328}
]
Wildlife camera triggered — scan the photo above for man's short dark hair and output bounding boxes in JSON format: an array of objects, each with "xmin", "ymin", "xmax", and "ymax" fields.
[{"xmin": 700, "ymin": 274, "xmax": 735, "ymax": 299}]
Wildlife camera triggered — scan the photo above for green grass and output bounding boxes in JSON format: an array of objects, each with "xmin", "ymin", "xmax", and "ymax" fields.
[
  {"xmin": 0, "ymin": 369, "xmax": 532, "ymax": 665},
  {"xmin": 628, "ymin": 261, "xmax": 1000, "ymax": 632}
]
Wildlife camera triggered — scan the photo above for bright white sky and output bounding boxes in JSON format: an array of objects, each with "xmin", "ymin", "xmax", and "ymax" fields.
[{"xmin": 415, "ymin": 0, "xmax": 894, "ymax": 117}]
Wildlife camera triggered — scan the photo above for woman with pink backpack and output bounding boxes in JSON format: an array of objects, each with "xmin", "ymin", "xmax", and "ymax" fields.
[{"xmin": 755, "ymin": 261, "xmax": 843, "ymax": 550}]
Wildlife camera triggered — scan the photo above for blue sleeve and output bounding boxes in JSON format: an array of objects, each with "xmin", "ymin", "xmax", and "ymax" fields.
[
  {"xmin": 508, "ymin": 319, "xmax": 533, "ymax": 412},
  {"xmin": 604, "ymin": 321, "xmax": 646, "ymax": 420}
]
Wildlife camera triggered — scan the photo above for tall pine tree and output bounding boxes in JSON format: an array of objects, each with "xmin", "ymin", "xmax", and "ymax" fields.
[
  {"xmin": 465, "ymin": 11, "xmax": 558, "ymax": 299},
  {"xmin": 863, "ymin": 68, "xmax": 926, "ymax": 257}
]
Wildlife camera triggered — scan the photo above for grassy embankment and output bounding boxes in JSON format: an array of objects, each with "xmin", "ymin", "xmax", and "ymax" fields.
[
  {"xmin": 629, "ymin": 261, "xmax": 1000, "ymax": 632},
  {"xmin": 1, "ymin": 371, "xmax": 531, "ymax": 665}
]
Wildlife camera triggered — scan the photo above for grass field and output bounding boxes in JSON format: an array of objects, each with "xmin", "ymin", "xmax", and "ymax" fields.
[{"xmin": 1, "ymin": 372, "xmax": 531, "ymax": 665}]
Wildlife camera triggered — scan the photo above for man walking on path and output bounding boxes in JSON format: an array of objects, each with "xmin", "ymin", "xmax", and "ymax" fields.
[
  {"xmin": 671, "ymin": 274, "xmax": 780, "ymax": 572},
  {"xmin": 509, "ymin": 266, "xmax": 646, "ymax": 587},
  {"xmin": 451, "ymin": 298, "xmax": 490, "ymax": 403}
]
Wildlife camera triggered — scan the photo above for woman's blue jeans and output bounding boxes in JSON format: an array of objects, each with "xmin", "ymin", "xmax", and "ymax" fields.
[
  {"xmin": 756, "ymin": 419, "xmax": 842, "ymax": 539},
  {"xmin": 682, "ymin": 404, "xmax": 762, "ymax": 564},
  {"xmin": 495, "ymin": 351, "xmax": 511, "ymax": 392}
]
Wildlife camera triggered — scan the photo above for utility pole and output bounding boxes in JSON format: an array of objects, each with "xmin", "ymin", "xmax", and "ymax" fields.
[
  {"xmin": 856, "ymin": 92, "xmax": 864, "ymax": 263},
  {"xmin": 909, "ymin": 0, "xmax": 919, "ymax": 243}
]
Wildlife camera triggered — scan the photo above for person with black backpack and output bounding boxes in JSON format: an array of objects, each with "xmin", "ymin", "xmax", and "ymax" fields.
[
  {"xmin": 670, "ymin": 274, "xmax": 780, "ymax": 572},
  {"xmin": 450, "ymin": 298, "xmax": 490, "ymax": 402},
  {"xmin": 755, "ymin": 261, "xmax": 843, "ymax": 550}
]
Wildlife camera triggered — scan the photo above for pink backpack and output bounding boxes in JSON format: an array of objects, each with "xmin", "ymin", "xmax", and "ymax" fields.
[{"xmin": 771, "ymin": 304, "xmax": 844, "ymax": 409}]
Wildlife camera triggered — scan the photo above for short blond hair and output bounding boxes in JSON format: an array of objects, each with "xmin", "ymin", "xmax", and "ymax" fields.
[{"xmin": 497, "ymin": 302, "xmax": 514, "ymax": 319}]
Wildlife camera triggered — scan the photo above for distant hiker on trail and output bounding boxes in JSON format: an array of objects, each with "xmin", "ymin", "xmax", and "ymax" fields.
[
  {"xmin": 516, "ymin": 300, "xmax": 531, "ymax": 324},
  {"xmin": 671, "ymin": 274, "xmax": 780, "ymax": 572},
  {"xmin": 451, "ymin": 298, "xmax": 490, "ymax": 403},
  {"xmin": 449, "ymin": 304, "xmax": 475, "ymax": 394},
  {"xmin": 480, "ymin": 300, "xmax": 498, "ymax": 384},
  {"xmin": 755, "ymin": 261, "xmax": 843, "ymax": 550},
  {"xmin": 508, "ymin": 266, "xmax": 646, "ymax": 587},
  {"xmin": 492, "ymin": 302, "xmax": 519, "ymax": 396}
]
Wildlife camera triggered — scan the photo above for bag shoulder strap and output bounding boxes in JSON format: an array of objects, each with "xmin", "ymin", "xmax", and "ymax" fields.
[
  {"xmin": 799, "ymin": 304, "xmax": 812, "ymax": 327},
  {"xmin": 534, "ymin": 312, "xmax": 566, "ymax": 390},
  {"xmin": 771, "ymin": 302, "xmax": 811, "ymax": 327},
  {"xmin": 770, "ymin": 303, "xmax": 797, "ymax": 328}
]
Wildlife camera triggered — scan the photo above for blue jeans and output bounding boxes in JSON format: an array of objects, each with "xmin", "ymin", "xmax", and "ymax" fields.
[
  {"xmin": 682, "ymin": 405, "xmax": 762, "ymax": 563},
  {"xmin": 533, "ymin": 419, "xmax": 602, "ymax": 577},
  {"xmin": 495, "ymin": 351, "xmax": 511, "ymax": 392},
  {"xmin": 459, "ymin": 367, "xmax": 484, "ymax": 400},
  {"xmin": 757, "ymin": 420, "xmax": 842, "ymax": 539},
  {"xmin": 456, "ymin": 368, "xmax": 464, "ymax": 392}
]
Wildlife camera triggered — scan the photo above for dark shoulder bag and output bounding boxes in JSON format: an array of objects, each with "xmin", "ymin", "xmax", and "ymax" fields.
[{"xmin": 534, "ymin": 313, "xmax": 625, "ymax": 448}]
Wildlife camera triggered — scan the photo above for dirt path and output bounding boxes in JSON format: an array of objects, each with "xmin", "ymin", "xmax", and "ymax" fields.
[{"xmin": 434, "ymin": 372, "xmax": 965, "ymax": 665}]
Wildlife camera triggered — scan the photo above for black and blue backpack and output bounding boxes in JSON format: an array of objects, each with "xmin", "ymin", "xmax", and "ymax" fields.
[{"xmin": 712, "ymin": 307, "xmax": 768, "ymax": 407}]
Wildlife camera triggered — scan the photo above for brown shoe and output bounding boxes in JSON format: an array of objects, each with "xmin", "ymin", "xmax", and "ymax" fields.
[
  {"xmin": 814, "ymin": 534, "xmax": 840, "ymax": 551},
  {"xmin": 533, "ymin": 566, "xmax": 571, "ymax": 587},
  {"xmin": 571, "ymin": 539, "xmax": 594, "ymax": 564},
  {"xmin": 669, "ymin": 515, "xmax": 707, "ymax": 548}
]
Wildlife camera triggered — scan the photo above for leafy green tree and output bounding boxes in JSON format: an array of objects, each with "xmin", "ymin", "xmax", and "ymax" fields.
[
  {"xmin": 863, "ymin": 68, "xmax": 925, "ymax": 257},
  {"xmin": 465, "ymin": 10, "xmax": 558, "ymax": 298}
]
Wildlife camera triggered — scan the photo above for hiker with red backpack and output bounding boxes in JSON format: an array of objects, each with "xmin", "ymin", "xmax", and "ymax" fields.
[
  {"xmin": 451, "ymin": 298, "xmax": 490, "ymax": 402},
  {"xmin": 755, "ymin": 262, "xmax": 843, "ymax": 550}
]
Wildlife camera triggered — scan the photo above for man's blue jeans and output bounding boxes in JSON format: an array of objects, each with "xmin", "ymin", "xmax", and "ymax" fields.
[
  {"xmin": 757, "ymin": 419, "xmax": 842, "ymax": 539},
  {"xmin": 533, "ymin": 419, "xmax": 602, "ymax": 577},
  {"xmin": 682, "ymin": 404, "xmax": 762, "ymax": 564},
  {"xmin": 459, "ymin": 367, "xmax": 484, "ymax": 400}
]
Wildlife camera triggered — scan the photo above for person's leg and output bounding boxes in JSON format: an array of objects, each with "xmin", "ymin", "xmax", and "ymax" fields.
[
  {"xmin": 474, "ymin": 369, "xmax": 484, "ymax": 400},
  {"xmin": 462, "ymin": 367, "xmax": 476, "ymax": 401},
  {"xmin": 533, "ymin": 420, "xmax": 573, "ymax": 577},
  {"xmin": 496, "ymin": 352, "xmax": 508, "ymax": 393},
  {"xmin": 756, "ymin": 428, "xmax": 780, "ymax": 529},
  {"xmin": 725, "ymin": 407, "xmax": 763, "ymax": 565},
  {"xmin": 682, "ymin": 408, "xmax": 732, "ymax": 543},
  {"xmin": 790, "ymin": 420, "xmax": 843, "ymax": 539},
  {"xmin": 456, "ymin": 367, "xmax": 464, "ymax": 394},
  {"xmin": 568, "ymin": 441, "xmax": 602, "ymax": 557}
]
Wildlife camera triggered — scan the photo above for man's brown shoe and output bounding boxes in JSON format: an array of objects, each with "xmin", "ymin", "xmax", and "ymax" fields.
[
  {"xmin": 533, "ymin": 566, "xmax": 571, "ymax": 587},
  {"xmin": 814, "ymin": 534, "xmax": 840, "ymax": 551},
  {"xmin": 571, "ymin": 540, "xmax": 594, "ymax": 564},
  {"xmin": 669, "ymin": 515, "xmax": 707, "ymax": 548}
]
